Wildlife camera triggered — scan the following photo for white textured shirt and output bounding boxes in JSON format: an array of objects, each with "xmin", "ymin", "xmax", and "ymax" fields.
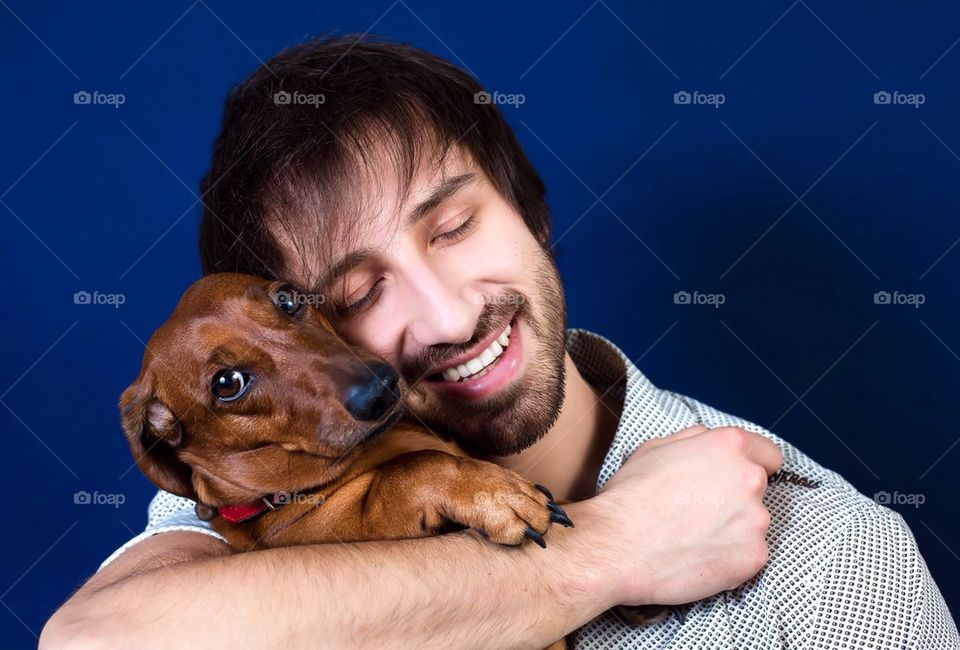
[{"xmin": 99, "ymin": 329, "xmax": 959, "ymax": 649}]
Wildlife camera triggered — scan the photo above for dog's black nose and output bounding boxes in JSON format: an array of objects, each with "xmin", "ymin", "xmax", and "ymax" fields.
[{"xmin": 343, "ymin": 362, "xmax": 400, "ymax": 421}]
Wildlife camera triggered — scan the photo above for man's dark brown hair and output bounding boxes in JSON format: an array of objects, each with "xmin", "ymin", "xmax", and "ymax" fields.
[{"xmin": 197, "ymin": 34, "xmax": 551, "ymax": 287}]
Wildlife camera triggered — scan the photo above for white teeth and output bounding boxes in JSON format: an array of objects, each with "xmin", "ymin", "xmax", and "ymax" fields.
[
  {"xmin": 478, "ymin": 348, "xmax": 496, "ymax": 367},
  {"xmin": 438, "ymin": 322, "xmax": 513, "ymax": 382}
]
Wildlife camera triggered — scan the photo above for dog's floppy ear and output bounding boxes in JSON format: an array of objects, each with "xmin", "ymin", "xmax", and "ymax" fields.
[{"xmin": 119, "ymin": 379, "xmax": 196, "ymax": 499}]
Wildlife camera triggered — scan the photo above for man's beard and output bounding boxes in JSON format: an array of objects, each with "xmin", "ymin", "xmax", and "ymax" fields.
[{"xmin": 402, "ymin": 248, "xmax": 568, "ymax": 457}]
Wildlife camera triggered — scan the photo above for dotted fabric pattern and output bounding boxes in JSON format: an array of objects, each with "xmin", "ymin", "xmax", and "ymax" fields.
[
  {"xmin": 98, "ymin": 329, "xmax": 959, "ymax": 649},
  {"xmin": 566, "ymin": 329, "xmax": 958, "ymax": 649},
  {"xmin": 97, "ymin": 491, "xmax": 227, "ymax": 571}
]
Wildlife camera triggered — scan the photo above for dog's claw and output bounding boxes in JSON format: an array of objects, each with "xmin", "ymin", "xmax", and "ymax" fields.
[
  {"xmin": 533, "ymin": 483, "xmax": 554, "ymax": 501},
  {"xmin": 524, "ymin": 526, "xmax": 547, "ymax": 548},
  {"xmin": 673, "ymin": 606, "xmax": 686, "ymax": 625},
  {"xmin": 550, "ymin": 510, "xmax": 574, "ymax": 528},
  {"xmin": 546, "ymin": 500, "xmax": 574, "ymax": 527}
]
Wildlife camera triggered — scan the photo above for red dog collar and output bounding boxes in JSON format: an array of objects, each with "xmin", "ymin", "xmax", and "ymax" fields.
[{"xmin": 217, "ymin": 492, "xmax": 292, "ymax": 524}]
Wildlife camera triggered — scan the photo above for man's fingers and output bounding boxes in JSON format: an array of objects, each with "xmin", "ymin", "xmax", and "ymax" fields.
[
  {"xmin": 672, "ymin": 424, "xmax": 710, "ymax": 439},
  {"xmin": 700, "ymin": 426, "xmax": 783, "ymax": 476},
  {"xmin": 642, "ymin": 425, "xmax": 784, "ymax": 476},
  {"xmin": 746, "ymin": 434, "xmax": 784, "ymax": 476},
  {"xmin": 640, "ymin": 425, "xmax": 709, "ymax": 450}
]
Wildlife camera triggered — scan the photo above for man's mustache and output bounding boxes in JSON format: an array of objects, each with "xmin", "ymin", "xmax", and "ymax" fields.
[{"xmin": 401, "ymin": 291, "xmax": 528, "ymax": 382}]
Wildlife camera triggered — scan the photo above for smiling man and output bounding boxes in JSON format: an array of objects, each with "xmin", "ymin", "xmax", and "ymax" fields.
[{"xmin": 43, "ymin": 36, "xmax": 957, "ymax": 649}]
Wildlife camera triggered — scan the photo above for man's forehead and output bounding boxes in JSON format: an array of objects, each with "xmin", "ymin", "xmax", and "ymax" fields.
[{"xmin": 362, "ymin": 143, "xmax": 477, "ymax": 224}]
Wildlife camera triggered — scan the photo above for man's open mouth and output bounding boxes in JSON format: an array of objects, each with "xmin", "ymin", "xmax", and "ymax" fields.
[{"xmin": 428, "ymin": 318, "xmax": 514, "ymax": 383}]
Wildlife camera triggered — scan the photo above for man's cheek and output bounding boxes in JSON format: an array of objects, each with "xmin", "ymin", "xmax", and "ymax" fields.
[{"xmin": 459, "ymin": 224, "xmax": 528, "ymax": 277}]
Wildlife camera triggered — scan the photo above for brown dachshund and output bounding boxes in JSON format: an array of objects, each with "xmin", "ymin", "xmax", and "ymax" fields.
[{"xmin": 119, "ymin": 272, "xmax": 572, "ymax": 553}]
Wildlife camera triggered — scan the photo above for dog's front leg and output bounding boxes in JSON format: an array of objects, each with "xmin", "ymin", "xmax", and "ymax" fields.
[{"xmin": 268, "ymin": 450, "xmax": 572, "ymax": 547}]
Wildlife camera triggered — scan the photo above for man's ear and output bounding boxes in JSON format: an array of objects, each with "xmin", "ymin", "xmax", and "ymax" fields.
[{"xmin": 119, "ymin": 379, "xmax": 196, "ymax": 499}]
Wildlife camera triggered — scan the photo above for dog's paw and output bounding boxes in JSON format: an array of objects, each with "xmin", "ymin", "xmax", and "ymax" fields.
[{"xmin": 444, "ymin": 460, "xmax": 573, "ymax": 548}]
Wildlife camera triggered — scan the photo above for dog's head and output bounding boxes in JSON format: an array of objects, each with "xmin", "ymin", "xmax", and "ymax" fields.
[{"xmin": 119, "ymin": 273, "xmax": 403, "ymax": 506}]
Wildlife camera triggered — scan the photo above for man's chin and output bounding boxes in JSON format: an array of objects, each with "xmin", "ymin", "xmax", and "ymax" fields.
[
  {"xmin": 415, "ymin": 372, "xmax": 565, "ymax": 457},
  {"xmin": 456, "ymin": 413, "xmax": 559, "ymax": 457}
]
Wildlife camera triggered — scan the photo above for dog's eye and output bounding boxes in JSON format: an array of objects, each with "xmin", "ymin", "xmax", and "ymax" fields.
[
  {"xmin": 211, "ymin": 369, "xmax": 252, "ymax": 402},
  {"xmin": 271, "ymin": 284, "xmax": 303, "ymax": 317}
]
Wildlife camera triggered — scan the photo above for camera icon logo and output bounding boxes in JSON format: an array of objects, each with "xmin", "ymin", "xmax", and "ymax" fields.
[
  {"xmin": 474, "ymin": 91, "xmax": 492, "ymax": 105},
  {"xmin": 673, "ymin": 291, "xmax": 691, "ymax": 304},
  {"xmin": 673, "ymin": 91, "xmax": 691, "ymax": 105},
  {"xmin": 873, "ymin": 291, "xmax": 891, "ymax": 305},
  {"xmin": 74, "ymin": 490, "xmax": 91, "ymax": 504},
  {"xmin": 273, "ymin": 91, "xmax": 292, "ymax": 105},
  {"xmin": 873, "ymin": 91, "xmax": 891, "ymax": 105},
  {"xmin": 74, "ymin": 290, "xmax": 91, "ymax": 305},
  {"xmin": 73, "ymin": 91, "xmax": 91, "ymax": 105}
]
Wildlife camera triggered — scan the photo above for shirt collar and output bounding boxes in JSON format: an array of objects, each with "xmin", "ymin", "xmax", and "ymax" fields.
[{"xmin": 565, "ymin": 328, "xmax": 699, "ymax": 489}]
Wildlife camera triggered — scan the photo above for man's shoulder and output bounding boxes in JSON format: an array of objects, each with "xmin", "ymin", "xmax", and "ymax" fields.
[
  {"xmin": 661, "ymin": 388, "xmax": 956, "ymax": 647},
  {"xmin": 567, "ymin": 325, "xmax": 922, "ymax": 565},
  {"xmin": 661, "ymin": 386, "xmax": 891, "ymax": 528},
  {"xmin": 626, "ymin": 382, "xmax": 918, "ymax": 571}
]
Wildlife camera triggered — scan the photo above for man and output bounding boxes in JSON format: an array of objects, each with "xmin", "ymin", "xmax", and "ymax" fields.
[{"xmin": 43, "ymin": 36, "xmax": 957, "ymax": 648}]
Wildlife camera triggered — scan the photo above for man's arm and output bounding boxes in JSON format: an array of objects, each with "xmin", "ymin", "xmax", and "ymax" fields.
[
  {"xmin": 42, "ymin": 425, "xmax": 782, "ymax": 649},
  {"xmin": 41, "ymin": 518, "xmax": 607, "ymax": 649}
]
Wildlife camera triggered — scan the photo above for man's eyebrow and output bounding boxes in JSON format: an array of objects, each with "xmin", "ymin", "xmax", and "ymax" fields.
[
  {"xmin": 404, "ymin": 171, "xmax": 478, "ymax": 228},
  {"xmin": 320, "ymin": 171, "xmax": 479, "ymax": 288},
  {"xmin": 320, "ymin": 248, "xmax": 378, "ymax": 289}
]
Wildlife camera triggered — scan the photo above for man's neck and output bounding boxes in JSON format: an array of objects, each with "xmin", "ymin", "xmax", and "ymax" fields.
[{"xmin": 492, "ymin": 352, "xmax": 622, "ymax": 503}]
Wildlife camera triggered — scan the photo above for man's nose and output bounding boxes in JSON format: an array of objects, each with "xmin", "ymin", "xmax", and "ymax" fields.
[
  {"xmin": 402, "ymin": 268, "xmax": 480, "ymax": 349},
  {"xmin": 342, "ymin": 362, "xmax": 400, "ymax": 421}
]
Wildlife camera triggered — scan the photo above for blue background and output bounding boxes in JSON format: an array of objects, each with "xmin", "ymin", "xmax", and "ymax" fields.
[{"xmin": 2, "ymin": 0, "xmax": 958, "ymax": 644}]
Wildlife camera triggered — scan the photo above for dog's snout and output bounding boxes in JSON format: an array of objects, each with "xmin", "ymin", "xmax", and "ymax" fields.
[{"xmin": 343, "ymin": 362, "xmax": 400, "ymax": 421}]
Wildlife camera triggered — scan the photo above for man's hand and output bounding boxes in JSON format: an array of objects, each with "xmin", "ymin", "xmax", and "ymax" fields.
[{"xmin": 584, "ymin": 425, "xmax": 783, "ymax": 608}]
